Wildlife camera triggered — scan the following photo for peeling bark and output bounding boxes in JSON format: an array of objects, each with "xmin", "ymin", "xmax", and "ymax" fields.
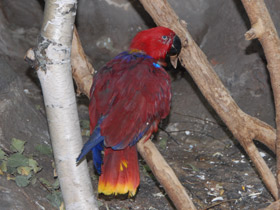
[{"xmin": 26, "ymin": 1, "xmax": 98, "ymax": 209}]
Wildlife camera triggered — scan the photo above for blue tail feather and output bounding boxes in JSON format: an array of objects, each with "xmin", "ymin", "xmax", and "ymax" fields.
[
  {"xmin": 76, "ymin": 119, "xmax": 105, "ymax": 166},
  {"xmin": 91, "ymin": 141, "xmax": 104, "ymax": 174}
]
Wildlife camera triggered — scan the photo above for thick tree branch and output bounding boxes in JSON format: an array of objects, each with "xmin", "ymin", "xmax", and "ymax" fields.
[
  {"xmin": 26, "ymin": 1, "xmax": 97, "ymax": 209},
  {"xmin": 259, "ymin": 200, "xmax": 280, "ymax": 210},
  {"xmin": 71, "ymin": 27, "xmax": 95, "ymax": 98},
  {"xmin": 71, "ymin": 29, "xmax": 196, "ymax": 210},
  {"xmin": 137, "ymin": 139, "xmax": 197, "ymax": 210},
  {"xmin": 240, "ymin": 0, "xmax": 280, "ymax": 199},
  {"xmin": 139, "ymin": 0, "xmax": 278, "ymax": 199}
]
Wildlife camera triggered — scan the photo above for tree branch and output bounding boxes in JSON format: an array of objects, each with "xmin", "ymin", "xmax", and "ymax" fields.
[
  {"xmin": 137, "ymin": 138, "xmax": 197, "ymax": 210},
  {"xmin": 240, "ymin": 0, "xmax": 280, "ymax": 199},
  {"xmin": 71, "ymin": 27, "xmax": 95, "ymax": 98},
  {"xmin": 138, "ymin": 0, "xmax": 278, "ymax": 199},
  {"xmin": 259, "ymin": 200, "xmax": 280, "ymax": 210},
  {"xmin": 26, "ymin": 1, "xmax": 97, "ymax": 209}
]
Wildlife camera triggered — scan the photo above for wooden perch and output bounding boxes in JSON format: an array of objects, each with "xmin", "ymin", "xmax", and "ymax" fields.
[
  {"xmin": 240, "ymin": 0, "xmax": 280, "ymax": 199},
  {"xmin": 71, "ymin": 28, "xmax": 196, "ymax": 210},
  {"xmin": 259, "ymin": 200, "xmax": 280, "ymax": 210},
  {"xmin": 137, "ymin": 138, "xmax": 196, "ymax": 210},
  {"xmin": 139, "ymin": 0, "xmax": 278, "ymax": 199},
  {"xmin": 245, "ymin": 19, "xmax": 265, "ymax": 40},
  {"xmin": 71, "ymin": 27, "xmax": 95, "ymax": 98}
]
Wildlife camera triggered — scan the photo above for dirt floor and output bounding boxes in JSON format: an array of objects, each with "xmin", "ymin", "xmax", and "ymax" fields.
[
  {"xmin": 1, "ymin": 55, "xmax": 275, "ymax": 210},
  {"xmin": 75, "ymin": 77, "xmax": 276, "ymax": 210},
  {"xmin": 11, "ymin": 69, "xmax": 274, "ymax": 210}
]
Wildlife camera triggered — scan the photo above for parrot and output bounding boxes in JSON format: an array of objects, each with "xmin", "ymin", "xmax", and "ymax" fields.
[{"xmin": 77, "ymin": 26, "xmax": 181, "ymax": 197}]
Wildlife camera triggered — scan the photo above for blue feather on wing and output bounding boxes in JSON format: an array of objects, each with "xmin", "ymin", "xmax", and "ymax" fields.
[{"xmin": 76, "ymin": 118, "xmax": 105, "ymax": 174}]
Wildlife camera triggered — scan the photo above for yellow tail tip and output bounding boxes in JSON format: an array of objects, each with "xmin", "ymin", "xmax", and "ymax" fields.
[{"xmin": 98, "ymin": 180, "xmax": 138, "ymax": 197}]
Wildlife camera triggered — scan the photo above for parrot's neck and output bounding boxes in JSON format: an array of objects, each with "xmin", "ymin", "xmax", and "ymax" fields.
[{"xmin": 128, "ymin": 49, "xmax": 166, "ymax": 67}]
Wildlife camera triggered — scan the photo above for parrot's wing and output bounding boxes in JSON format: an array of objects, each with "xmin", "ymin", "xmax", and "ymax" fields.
[{"xmin": 90, "ymin": 52, "xmax": 171, "ymax": 149}]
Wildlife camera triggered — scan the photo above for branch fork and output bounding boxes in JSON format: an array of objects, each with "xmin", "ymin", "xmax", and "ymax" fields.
[{"xmin": 245, "ymin": 19, "xmax": 265, "ymax": 40}]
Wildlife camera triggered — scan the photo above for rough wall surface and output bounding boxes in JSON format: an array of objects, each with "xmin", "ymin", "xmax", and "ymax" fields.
[{"xmin": 0, "ymin": 0, "xmax": 280, "ymax": 209}]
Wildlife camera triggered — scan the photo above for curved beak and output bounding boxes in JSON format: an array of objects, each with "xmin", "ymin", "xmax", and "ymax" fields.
[{"xmin": 168, "ymin": 35, "xmax": 182, "ymax": 68}]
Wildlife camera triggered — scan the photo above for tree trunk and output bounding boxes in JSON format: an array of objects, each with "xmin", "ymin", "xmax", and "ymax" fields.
[{"xmin": 35, "ymin": 1, "xmax": 97, "ymax": 209}]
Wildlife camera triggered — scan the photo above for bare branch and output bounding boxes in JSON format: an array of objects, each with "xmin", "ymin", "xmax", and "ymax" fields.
[
  {"xmin": 240, "ymin": 0, "xmax": 280, "ymax": 199},
  {"xmin": 71, "ymin": 27, "xmax": 95, "ymax": 98},
  {"xmin": 259, "ymin": 200, "xmax": 280, "ymax": 210},
  {"xmin": 137, "ymin": 138, "xmax": 197, "ymax": 210},
  {"xmin": 139, "ymin": 0, "xmax": 277, "ymax": 199}
]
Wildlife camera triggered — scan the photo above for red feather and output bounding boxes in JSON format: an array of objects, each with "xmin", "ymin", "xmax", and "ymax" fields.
[
  {"xmin": 83, "ymin": 26, "xmax": 177, "ymax": 196},
  {"xmin": 129, "ymin": 27, "xmax": 176, "ymax": 60},
  {"xmin": 98, "ymin": 146, "xmax": 139, "ymax": 196},
  {"xmin": 90, "ymin": 56, "xmax": 171, "ymax": 149}
]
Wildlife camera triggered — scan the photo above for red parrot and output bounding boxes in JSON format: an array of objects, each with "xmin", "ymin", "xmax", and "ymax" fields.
[{"xmin": 77, "ymin": 26, "xmax": 181, "ymax": 196}]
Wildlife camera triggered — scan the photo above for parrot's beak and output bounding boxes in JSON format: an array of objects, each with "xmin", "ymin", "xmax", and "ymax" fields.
[{"xmin": 168, "ymin": 35, "xmax": 181, "ymax": 68}]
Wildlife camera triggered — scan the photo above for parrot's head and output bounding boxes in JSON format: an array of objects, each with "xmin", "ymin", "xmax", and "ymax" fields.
[{"xmin": 129, "ymin": 26, "xmax": 181, "ymax": 67}]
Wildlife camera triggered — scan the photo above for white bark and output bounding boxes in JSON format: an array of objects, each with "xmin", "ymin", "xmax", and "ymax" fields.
[{"xmin": 36, "ymin": 0, "xmax": 97, "ymax": 209}]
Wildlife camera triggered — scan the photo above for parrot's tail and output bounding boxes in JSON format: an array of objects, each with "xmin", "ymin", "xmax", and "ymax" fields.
[{"xmin": 98, "ymin": 145, "xmax": 140, "ymax": 197}]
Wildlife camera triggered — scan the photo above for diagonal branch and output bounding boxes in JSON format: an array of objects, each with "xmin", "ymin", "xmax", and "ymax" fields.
[
  {"xmin": 240, "ymin": 0, "xmax": 280, "ymax": 199},
  {"xmin": 260, "ymin": 199, "xmax": 280, "ymax": 210},
  {"xmin": 138, "ymin": 0, "xmax": 278, "ymax": 199},
  {"xmin": 71, "ymin": 27, "xmax": 95, "ymax": 98},
  {"xmin": 137, "ymin": 138, "xmax": 196, "ymax": 210}
]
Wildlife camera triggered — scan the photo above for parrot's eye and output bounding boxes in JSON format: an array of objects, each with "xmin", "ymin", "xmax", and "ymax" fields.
[{"xmin": 162, "ymin": 35, "xmax": 168, "ymax": 41}]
